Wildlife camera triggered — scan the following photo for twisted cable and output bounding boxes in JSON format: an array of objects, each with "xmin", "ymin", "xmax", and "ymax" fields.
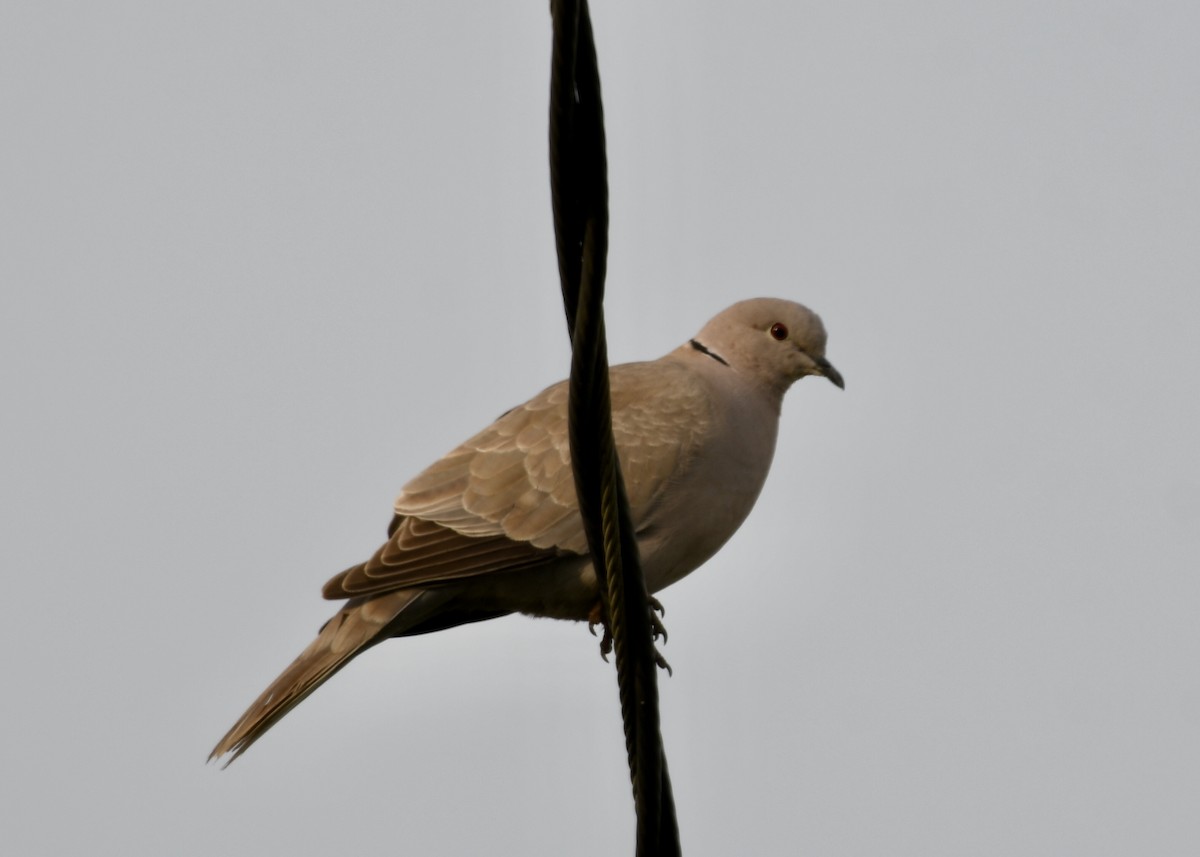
[{"xmin": 548, "ymin": 3, "xmax": 681, "ymax": 853}]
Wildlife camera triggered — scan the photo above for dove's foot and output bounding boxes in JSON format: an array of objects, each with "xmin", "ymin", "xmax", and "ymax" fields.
[{"xmin": 587, "ymin": 599, "xmax": 672, "ymax": 674}]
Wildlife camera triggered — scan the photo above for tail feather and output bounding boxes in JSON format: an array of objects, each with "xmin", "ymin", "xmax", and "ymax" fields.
[{"xmin": 209, "ymin": 590, "xmax": 422, "ymax": 765}]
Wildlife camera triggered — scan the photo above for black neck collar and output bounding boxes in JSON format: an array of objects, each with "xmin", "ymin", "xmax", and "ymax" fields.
[{"xmin": 689, "ymin": 339, "xmax": 729, "ymax": 367}]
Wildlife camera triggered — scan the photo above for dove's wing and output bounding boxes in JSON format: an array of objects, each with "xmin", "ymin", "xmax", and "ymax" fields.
[{"xmin": 324, "ymin": 359, "xmax": 711, "ymax": 599}]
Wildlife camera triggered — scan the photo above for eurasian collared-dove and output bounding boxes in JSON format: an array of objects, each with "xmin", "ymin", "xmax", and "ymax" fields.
[{"xmin": 210, "ymin": 298, "xmax": 842, "ymax": 763}]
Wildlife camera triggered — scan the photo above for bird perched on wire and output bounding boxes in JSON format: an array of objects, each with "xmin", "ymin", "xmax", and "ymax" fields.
[{"xmin": 210, "ymin": 297, "xmax": 843, "ymax": 764}]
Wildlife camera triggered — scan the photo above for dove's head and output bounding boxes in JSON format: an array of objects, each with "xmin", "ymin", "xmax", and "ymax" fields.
[{"xmin": 692, "ymin": 298, "xmax": 844, "ymax": 396}]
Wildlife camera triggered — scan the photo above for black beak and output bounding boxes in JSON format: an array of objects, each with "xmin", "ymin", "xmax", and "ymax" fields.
[{"xmin": 814, "ymin": 356, "xmax": 845, "ymax": 390}]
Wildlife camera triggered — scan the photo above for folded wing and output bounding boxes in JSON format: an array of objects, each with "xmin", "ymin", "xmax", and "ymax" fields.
[{"xmin": 324, "ymin": 360, "xmax": 711, "ymax": 600}]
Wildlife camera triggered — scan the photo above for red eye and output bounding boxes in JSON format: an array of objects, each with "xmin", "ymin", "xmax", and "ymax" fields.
[{"xmin": 769, "ymin": 322, "xmax": 788, "ymax": 341}]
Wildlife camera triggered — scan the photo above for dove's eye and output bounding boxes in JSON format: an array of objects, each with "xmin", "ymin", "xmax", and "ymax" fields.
[{"xmin": 769, "ymin": 322, "xmax": 788, "ymax": 341}]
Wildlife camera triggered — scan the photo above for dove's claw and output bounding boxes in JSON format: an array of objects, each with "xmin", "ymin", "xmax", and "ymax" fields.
[
  {"xmin": 587, "ymin": 601, "xmax": 605, "ymax": 638},
  {"xmin": 587, "ymin": 600, "xmax": 613, "ymax": 659},
  {"xmin": 650, "ymin": 610, "xmax": 668, "ymax": 644},
  {"xmin": 599, "ymin": 627, "xmax": 613, "ymax": 660},
  {"xmin": 647, "ymin": 597, "xmax": 670, "ymax": 671}
]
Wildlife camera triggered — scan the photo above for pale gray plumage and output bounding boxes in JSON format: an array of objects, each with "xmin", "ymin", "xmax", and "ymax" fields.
[{"xmin": 210, "ymin": 298, "xmax": 842, "ymax": 763}]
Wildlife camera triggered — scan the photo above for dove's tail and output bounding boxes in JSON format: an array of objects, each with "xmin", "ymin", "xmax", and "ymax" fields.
[{"xmin": 209, "ymin": 590, "xmax": 423, "ymax": 766}]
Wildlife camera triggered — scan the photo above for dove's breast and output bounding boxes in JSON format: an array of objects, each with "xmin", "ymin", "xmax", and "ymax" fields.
[{"xmin": 627, "ymin": 356, "xmax": 782, "ymax": 594}]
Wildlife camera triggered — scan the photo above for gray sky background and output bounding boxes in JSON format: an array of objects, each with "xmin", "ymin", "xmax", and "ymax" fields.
[{"xmin": 3, "ymin": 2, "xmax": 1198, "ymax": 855}]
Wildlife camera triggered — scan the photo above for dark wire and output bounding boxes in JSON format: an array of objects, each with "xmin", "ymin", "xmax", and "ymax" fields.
[{"xmin": 548, "ymin": 2, "xmax": 681, "ymax": 854}]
